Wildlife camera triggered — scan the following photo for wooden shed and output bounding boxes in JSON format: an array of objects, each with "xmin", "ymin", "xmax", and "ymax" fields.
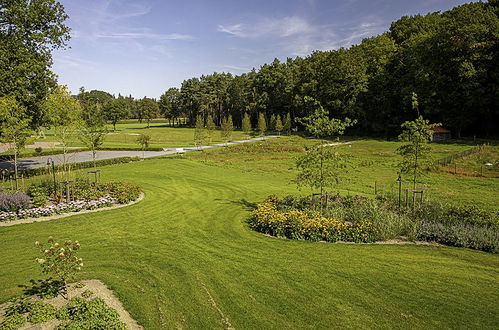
[{"xmin": 430, "ymin": 127, "xmax": 451, "ymax": 142}]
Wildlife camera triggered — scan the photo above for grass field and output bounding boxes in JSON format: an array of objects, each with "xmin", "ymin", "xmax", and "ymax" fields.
[
  {"xmin": 36, "ymin": 121, "xmax": 250, "ymax": 149},
  {"xmin": 0, "ymin": 136, "xmax": 498, "ymax": 328}
]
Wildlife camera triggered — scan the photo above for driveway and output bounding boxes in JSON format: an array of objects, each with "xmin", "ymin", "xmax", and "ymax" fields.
[{"xmin": 0, "ymin": 136, "xmax": 279, "ymax": 171}]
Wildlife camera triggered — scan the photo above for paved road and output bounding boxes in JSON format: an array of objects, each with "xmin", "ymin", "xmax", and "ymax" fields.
[{"xmin": 0, "ymin": 136, "xmax": 279, "ymax": 171}]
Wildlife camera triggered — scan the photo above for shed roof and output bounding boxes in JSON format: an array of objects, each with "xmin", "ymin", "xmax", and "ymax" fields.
[{"xmin": 430, "ymin": 126, "xmax": 451, "ymax": 133}]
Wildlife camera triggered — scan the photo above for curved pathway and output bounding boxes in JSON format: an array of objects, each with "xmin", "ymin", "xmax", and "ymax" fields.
[{"xmin": 0, "ymin": 136, "xmax": 279, "ymax": 171}]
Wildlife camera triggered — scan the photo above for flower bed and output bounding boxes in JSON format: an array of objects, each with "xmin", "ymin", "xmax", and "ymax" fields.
[
  {"xmin": 0, "ymin": 196, "xmax": 116, "ymax": 222},
  {"xmin": 249, "ymin": 195, "xmax": 379, "ymax": 243}
]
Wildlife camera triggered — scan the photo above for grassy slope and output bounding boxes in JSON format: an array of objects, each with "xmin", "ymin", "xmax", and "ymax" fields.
[{"xmin": 0, "ymin": 147, "xmax": 498, "ymax": 329}]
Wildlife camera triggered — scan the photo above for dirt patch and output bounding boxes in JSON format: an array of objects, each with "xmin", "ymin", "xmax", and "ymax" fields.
[
  {"xmin": 0, "ymin": 193, "xmax": 144, "ymax": 227},
  {"xmin": 0, "ymin": 280, "xmax": 143, "ymax": 329}
]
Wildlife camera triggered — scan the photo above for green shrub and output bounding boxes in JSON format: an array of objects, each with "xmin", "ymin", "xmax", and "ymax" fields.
[
  {"xmin": 74, "ymin": 282, "xmax": 85, "ymax": 289},
  {"xmin": 0, "ymin": 314, "xmax": 25, "ymax": 330},
  {"xmin": 81, "ymin": 290, "xmax": 93, "ymax": 298},
  {"xmin": 27, "ymin": 301, "xmax": 57, "ymax": 324},
  {"xmin": 27, "ymin": 185, "xmax": 47, "ymax": 207},
  {"xmin": 4, "ymin": 296, "xmax": 33, "ymax": 316},
  {"xmin": 57, "ymin": 297, "xmax": 123, "ymax": 328}
]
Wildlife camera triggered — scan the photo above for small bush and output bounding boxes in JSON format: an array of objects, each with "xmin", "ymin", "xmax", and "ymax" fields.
[
  {"xmin": 27, "ymin": 186, "xmax": 47, "ymax": 207},
  {"xmin": 27, "ymin": 301, "xmax": 57, "ymax": 324},
  {"xmin": 4, "ymin": 296, "xmax": 33, "ymax": 316},
  {"xmin": 0, "ymin": 192, "xmax": 31, "ymax": 212},
  {"xmin": 57, "ymin": 297, "xmax": 124, "ymax": 329},
  {"xmin": 35, "ymin": 147, "xmax": 43, "ymax": 153},
  {"xmin": 0, "ymin": 313, "xmax": 25, "ymax": 330},
  {"xmin": 81, "ymin": 290, "xmax": 93, "ymax": 298},
  {"xmin": 74, "ymin": 282, "xmax": 85, "ymax": 289}
]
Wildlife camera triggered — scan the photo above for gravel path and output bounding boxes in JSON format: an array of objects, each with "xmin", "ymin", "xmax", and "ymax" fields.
[{"xmin": 0, "ymin": 136, "xmax": 279, "ymax": 171}]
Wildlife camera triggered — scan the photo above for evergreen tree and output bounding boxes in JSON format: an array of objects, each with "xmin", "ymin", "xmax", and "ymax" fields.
[
  {"xmin": 194, "ymin": 115, "xmax": 206, "ymax": 148},
  {"xmin": 258, "ymin": 113, "xmax": 267, "ymax": 136},
  {"xmin": 221, "ymin": 115, "xmax": 234, "ymax": 145},
  {"xmin": 205, "ymin": 114, "xmax": 216, "ymax": 143},
  {"xmin": 270, "ymin": 114, "xmax": 276, "ymax": 131},
  {"xmin": 275, "ymin": 115, "xmax": 283, "ymax": 135},
  {"xmin": 283, "ymin": 113, "xmax": 292, "ymax": 134},
  {"xmin": 242, "ymin": 113, "xmax": 252, "ymax": 138}
]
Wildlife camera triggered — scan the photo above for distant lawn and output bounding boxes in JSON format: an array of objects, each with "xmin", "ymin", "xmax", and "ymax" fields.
[
  {"xmin": 186, "ymin": 136, "xmax": 499, "ymax": 211},
  {"xmin": 0, "ymin": 152, "xmax": 498, "ymax": 329},
  {"xmin": 36, "ymin": 120, "xmax": 250, "ymax": 149}
]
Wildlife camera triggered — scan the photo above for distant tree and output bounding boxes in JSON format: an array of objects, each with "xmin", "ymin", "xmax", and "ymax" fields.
[
  {"xmin": 221, "ymin": 115, "xmax": 234, "ymax": 145},
  {"xmin": 242, "ymin": 113, "xmax": 252, "ymax": 138},
  {"xmin": 138, "ymin": 98, "xmax": 159, "ymax": 128},
  {"xmin": 297, "ymin": 96, "xmax": 356, "ymax": 139},
  {"xmin": 159, "ymin": 88, "xmax": 182, "ymax": 126},
  {"xmin": 270, "ymin": 114, "xmax": 276, "ymax": 131},
  {"xmin": 258, "ymin": 113, "xmax": 267, "ymax": 136},
  {"xmin": 42, "ymin": 86, "xmax": 82, "ymax": 174},
  {"xmin": 103, "ymin": 97, "xmax": 130, "ymax": 131},
  {"xmin": 397, "ymin": 116, "xmax": 439, "ymax": 197},
  {"xmin": 0, "ymin": 97, "xmax": 31, "ymax": 189},
  {"xmin": 137, "ymin": 134, "xmax": 151, "ymax": 159},
  {"xmin": 194, "ymin": 115, "xmax": 206, "ymax": 148},
  {"xmin": 283, "ymin": 113, "xmax": 292, "ymax": 134},
  {"xmin": 205, "ymin": 114, "xmax": 216, "ymax": 143},
  {"xmin": 275, "ymin": 114, "xmax": 283, "ymax": 135}
]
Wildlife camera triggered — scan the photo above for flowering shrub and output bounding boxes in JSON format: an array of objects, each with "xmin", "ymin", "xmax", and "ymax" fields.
[
  {"xmin": 0, "ymin": 192, "xmax": 31, "ymax": 212},
  {"xmin": 0, "ymin": 196, "xmax": 115, "ymax": 222},
  {"xmin": 250, "ymin": 196, "xmax": 379, "ymax": 243},
  {"xmin": 34, "ymin": 237, "xmax": 83, "ymax": 298}
]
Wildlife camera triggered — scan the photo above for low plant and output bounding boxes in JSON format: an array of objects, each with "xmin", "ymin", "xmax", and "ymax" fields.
[
  {"xmin": 74, "ymin": 282, "xmax": 85, "ymax": 289},
  {"xmin": 81, "ymin": 290, "xmax": 93, "ymax": 298},
  {"xmin": 0, "ymin": 313, "xmax": 25, "ymax": 330},
  {"xmin": 26, "ymin": 301, "xmax": 57, "ymax": 324},
  {"xmin": 0, "ymin": 192, "xmax": 31, "ymax": 212},
  {"xmin": 27, "ymin": 185, "xmax": 47, "ymax": 207},
  {"xmin": 57, "ymin": 297, "xmax": 125, "ymax": 329},
  {"xmin": 4, "ymin": 296, "xmax": 33, "ymax": 316}
]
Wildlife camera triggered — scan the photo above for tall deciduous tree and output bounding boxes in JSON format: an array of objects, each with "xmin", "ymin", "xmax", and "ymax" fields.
[
  {"xmin": 0, "ymin": 0, "xmax": 70, "ymax": 128},
  {"xmin": 283, "ymin": 113, "xmax": 292, "ymax": 134}
]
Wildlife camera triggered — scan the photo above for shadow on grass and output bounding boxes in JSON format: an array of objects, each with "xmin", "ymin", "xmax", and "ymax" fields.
[
  {"xmin": 19, "ymin": 278, "xmax": 65, "ymax": 299},
  {"xmin": 215, "ymin": 198, "xmax": 258, "ymax": 210}
]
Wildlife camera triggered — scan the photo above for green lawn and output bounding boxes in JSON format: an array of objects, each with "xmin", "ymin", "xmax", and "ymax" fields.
[
  {"xmin": 37, "ymin": 121, "xmax": 250, "ymax": 149},
  {"xmin": 0, "ymin": 137, "xmax": 498, "ymax": 329}
]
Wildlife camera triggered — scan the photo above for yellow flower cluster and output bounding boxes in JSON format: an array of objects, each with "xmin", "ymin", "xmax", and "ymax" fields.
[{"xmin": 250, "ymin": 196, "xmax": 379, "ymax": 243}]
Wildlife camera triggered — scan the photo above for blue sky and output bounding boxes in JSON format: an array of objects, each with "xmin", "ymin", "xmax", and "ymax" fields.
[{"xmin": 52, "ymin": 0, "xmax": 474, "ymax": 98}]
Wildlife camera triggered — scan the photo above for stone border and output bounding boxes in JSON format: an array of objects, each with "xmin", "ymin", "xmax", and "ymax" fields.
[{"xmin": 0, "ymin": 192, "xmax": 144, "ymax": 227}]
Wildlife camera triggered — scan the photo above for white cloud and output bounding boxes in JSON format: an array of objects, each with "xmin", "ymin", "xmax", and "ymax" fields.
[
  {"xmin": 95, "ymin": 32, "xmax": 193, "ymax": 40},
  {"xmin": 218, "ymin": 16, "xmax": 314, "ymax": 39}
]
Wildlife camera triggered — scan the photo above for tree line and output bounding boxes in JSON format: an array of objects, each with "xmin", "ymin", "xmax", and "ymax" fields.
[{"xmin": 1, "ymin": 0, "xmax": 498, "ymax": 139}]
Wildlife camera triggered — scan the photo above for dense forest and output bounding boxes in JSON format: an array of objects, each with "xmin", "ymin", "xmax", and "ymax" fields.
[{"xmin": 2, "ymin": 1, "xmax": 498, "ymax": 138}]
